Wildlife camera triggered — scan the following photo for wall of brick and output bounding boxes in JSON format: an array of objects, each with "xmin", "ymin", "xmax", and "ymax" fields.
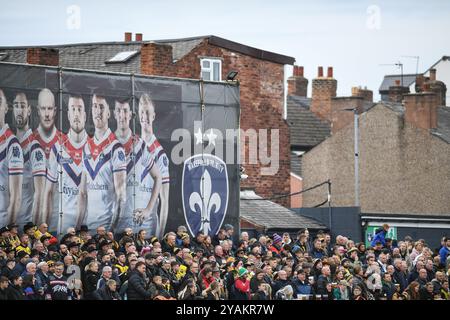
[
  {"xmin": 330, "ymin": 97, "xmax": 364, "ymax": 134},
  {"xmin": 302, "ymin": 104, "xmax": 450, "ymax": 215},
  {"xmin": 290, "ymin": 174, "xmax": 303, "ymax": 208},
  {"xmin": 141, "ymin": 40, "xmax": 291, "ymax": 207},
  {"xmin": 26, "ymin": 48, "xmax": 59, "ymax": 66}
]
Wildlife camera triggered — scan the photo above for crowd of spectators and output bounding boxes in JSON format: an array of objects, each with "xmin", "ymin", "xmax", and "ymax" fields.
[{"xmin": 1, "ymin": 222, "xmax": 449, "ymax": 300}]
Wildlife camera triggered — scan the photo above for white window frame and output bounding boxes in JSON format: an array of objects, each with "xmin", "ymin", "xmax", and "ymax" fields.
[{"xmin": 200, "ymin": 58, "xmax": 222, "ymax": 81}]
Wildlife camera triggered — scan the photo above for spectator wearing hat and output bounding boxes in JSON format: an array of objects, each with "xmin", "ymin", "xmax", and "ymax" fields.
[
  {"xmin": 268, "ymin": 234, "xmax": 282, "ymax": 255},
  {"xmin": 22, "ymin": 222, "xmax": 36, "ymax": 242},
  {"xmin": 180, "ymin": 233, "xmax": 194, "ymax": 251},
  {"xmin": 233, "ymin": 267, "xmax": 250, "ymax": 300}
]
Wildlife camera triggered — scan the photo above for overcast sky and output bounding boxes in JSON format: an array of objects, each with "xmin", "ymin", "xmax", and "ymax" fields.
[{"xmin": 1, "ymin": 0, "xmax": 449, "ymax": 100}]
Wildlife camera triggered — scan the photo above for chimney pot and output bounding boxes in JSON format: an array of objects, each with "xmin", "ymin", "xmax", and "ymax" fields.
[
  {"xmin": 429, "ymin": 68, "xmax": 437, "ymax": 81},
  {"xmin": 395, "ymin": 79, "xmax": 400, "ymax": 86},
  {"xmin": 125, "ymin": 32, "xmax": 132, "ymax": 42},
  {"xmin": 135, "ymin": 33, "xmax": 143, "ymax": 42},
  {"xmin": 318, "ymin": 66, "xmax": 323, "ymax": 78},
  {"xmin": 327, "ymin": 67, "xmax": 333, "ymax": 78}
]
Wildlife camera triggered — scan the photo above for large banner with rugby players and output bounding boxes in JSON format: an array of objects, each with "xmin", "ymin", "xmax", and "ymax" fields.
[{"xmin": 0, "ymin": 62, "xmax": 240, "ymax": 238}]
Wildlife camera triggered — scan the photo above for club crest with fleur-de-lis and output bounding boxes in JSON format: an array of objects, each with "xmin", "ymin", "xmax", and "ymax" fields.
[
  {"xmin": 189, "ymin": 169, "xmax": 221, "ymax": 235},
  {"xmin": 182, "ymin": 154, "xmax": 229, "ymax": 236}
]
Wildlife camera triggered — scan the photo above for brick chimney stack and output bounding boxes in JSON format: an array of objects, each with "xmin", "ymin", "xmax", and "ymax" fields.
[
  {"xmin": 388, "ymin": 79, "xmax": 410, "ymax": 103},
  {"xmin": 26, "ymin": 48, "xmax": 59, "ymax": 66},
  {"xmin": 351, "ymin": 86, "xmax": 373, "ymax": 102},
  {"xmin": 287, "ymin": 66, "xmax": 308, "ymax": 97},
  {"xmin": 427, "ymin": 69, "xmax": 447, "ymax": 106},
  {"xmin": 403, "ymin": 92, "xmax": 439, "ymax": 130},
  {"xmin": 140, "ymin": 42, "xmax": 174, "ymax": 76},
  {"xmin": 135, "ymin": 33, "xmax": 143, "ymax": 42},
  {"xmin": 311, "ymin": 66, "xmax": 337, "ymax": 121},
  {"xmin": 124, "ymin": 32, "xmax": 132, "ymax": 42}
]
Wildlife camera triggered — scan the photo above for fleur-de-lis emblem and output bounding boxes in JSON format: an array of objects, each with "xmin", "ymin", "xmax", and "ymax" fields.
[{"xmin": 189, "ymin": 169, "xmax": 221, "ymax": 234}]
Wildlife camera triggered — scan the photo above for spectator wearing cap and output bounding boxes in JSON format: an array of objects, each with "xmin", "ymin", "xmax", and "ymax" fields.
[
  {"xmin": 233, "ymin": 267, "xmax": 250, "ymax": 300},
  {"xmin": 180, "ymin": 233, "xmax": 194, "ymax": 251}
]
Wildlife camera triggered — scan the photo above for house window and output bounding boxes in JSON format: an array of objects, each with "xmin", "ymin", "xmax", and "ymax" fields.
[{"xmin": 200, "ymin": 58, "xmax": 221, "ymax": 81}]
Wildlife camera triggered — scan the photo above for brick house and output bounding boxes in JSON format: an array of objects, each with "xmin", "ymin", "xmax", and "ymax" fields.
[
  {"xmin": 301, "ymin": 73, "xmax": 450, "ymax": 217},
  {"xmin": 286, "ymin": 66, "xmax": 374, "ymax": 208},
  {"xmin": 0, "ymin": 33, "xmax": 295, "ymax": 208}
]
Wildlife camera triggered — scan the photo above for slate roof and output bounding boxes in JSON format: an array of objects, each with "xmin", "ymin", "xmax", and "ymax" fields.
[
  {"xmin": 290, "ymin": 153, "xmax": 302, "ymax": 177},
  {"xmin": 287, "ymin": 95, "xmax": 331, "ymax": 148},
  {"xmin": 379, "ymin": 74, "xmax": 418, "ymax": 92},
  {"xmin": 240, "ymin": 190, "xmax": 327, "ymax": 230},
  {"xmin": 432, "ymin": 107, "xmax": 450, "ymax": 143},
  {"xmin": 0, "ymin": 35, "xmax": 295, "ymax": 73}
]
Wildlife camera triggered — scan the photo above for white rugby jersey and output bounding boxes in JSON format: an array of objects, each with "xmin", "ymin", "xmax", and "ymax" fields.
[
  {"xmin": 17, "ymin": 129, "xmax": 46, "ymax": 225},
  {"xmin": 33, "ymin": 126, "xmax": 63, "ymax": 160},
  {"xmin": 146, "ymin": 134, "xmax": 170, "ymax": 185},
  {"xmin": 82, "ymin": 129, "xmax": 127, "ymax": 230},
  {"xmin": 47, "ymin": 133, "xmax": 87, "ymax": 232},
  {"xmin": 141, "ymin": 134, "xmax": 170, "ymax": 235},
  {"xmin": 0, "ymin": 124, "xmax": 24, "ymax": 227},
  {"xmin": 34, "ymin": 126, "xmax": 63, "ymax": 231},
  {"xmin": 115, "ymin": 133, "xmax": 155, "ymax": 233}
]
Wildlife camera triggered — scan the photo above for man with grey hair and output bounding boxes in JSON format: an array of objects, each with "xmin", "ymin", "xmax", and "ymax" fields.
[{"xmin": 97, "ymin": 266, "xmax": 113, "ymax": 290}]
